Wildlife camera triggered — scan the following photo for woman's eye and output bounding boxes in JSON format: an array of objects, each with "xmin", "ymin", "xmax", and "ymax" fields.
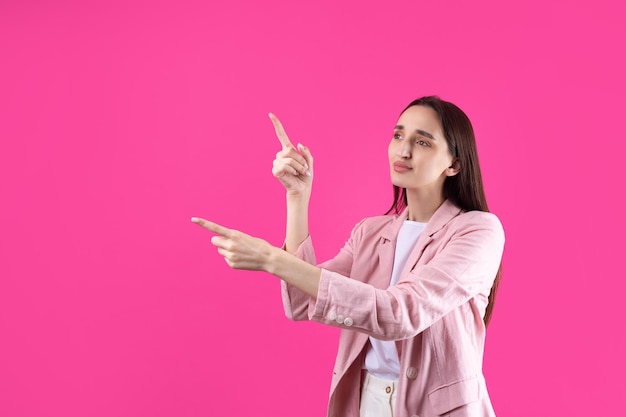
[
  {"xmin": 393, "ymin": 133, "xmax": 402, "ymax": 140},
  {"xmin": 417, "ymin": 140, "xmax": 430, "ymax": 147}
]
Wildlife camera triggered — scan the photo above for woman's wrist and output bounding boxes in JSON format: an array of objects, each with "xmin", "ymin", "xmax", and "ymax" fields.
[
  {"xmin": 286, "ymin": 188, "xmax": 311, "ymax": 201},
  {"xmin": 264, "ymin": 245, "xmax": 285, "ymax": 276},
  {"xmin": 264, "ymin": 247, "xmax": 320, "ymax": 298}
]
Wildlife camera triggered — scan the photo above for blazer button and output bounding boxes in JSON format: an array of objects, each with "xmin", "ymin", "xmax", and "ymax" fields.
[
  {"xmin": 406, "ymin": 367, "xmax": 418, "ymax": 380},
  {"xmin": 343, "ymin": 317, "xmax": 353, "ymax": 327},
  {"xmin": 336, "ymin": 314, "xmax": 344, "ymax": 324},
  {"xmin": 328, "ymin": 311, "xmax": 337, "ymax": 321}
]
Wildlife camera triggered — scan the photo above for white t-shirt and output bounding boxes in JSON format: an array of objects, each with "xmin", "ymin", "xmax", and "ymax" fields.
[{"xmin": 363, "ymin": 220, "xmax": 426, "ymax": 380}]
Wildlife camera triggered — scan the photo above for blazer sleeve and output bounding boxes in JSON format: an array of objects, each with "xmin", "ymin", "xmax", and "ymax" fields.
[
  {"xmin": 307, "ymin": 211, "xmax": 505, "ymax": 340},
  {"xmin": 280, "ymin": 220, "xmax": 365, "ymax": 321}
]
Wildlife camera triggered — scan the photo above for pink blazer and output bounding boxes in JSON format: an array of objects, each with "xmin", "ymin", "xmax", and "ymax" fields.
[{"xmin": 281, "ymin": 200, "xmax": 505, "ymax": 417}]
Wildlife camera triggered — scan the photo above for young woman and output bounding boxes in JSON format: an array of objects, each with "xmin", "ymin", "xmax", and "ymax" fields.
[{"xmin": 192, "ymin": 96, "xmax": 505, "ymax": 417}]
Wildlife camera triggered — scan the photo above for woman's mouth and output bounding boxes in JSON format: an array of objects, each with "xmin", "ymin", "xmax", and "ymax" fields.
[{"xmin": 393, "ymin": 161, "xmax": 412, "ymax": 173}]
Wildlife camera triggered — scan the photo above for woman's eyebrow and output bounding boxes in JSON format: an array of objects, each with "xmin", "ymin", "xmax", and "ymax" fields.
[
  {"xmin": 395, "ymin": 125, "xmax": 436, "ymax": 140},
  {"xmin": 416, "ymin": 129, "xmax": 436, "ymax": 140}
]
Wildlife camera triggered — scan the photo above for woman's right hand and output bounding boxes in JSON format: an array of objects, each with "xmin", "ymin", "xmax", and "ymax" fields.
[{"xmin": 269, "ymin": 113, "xmax": 314, "ymax": 197}]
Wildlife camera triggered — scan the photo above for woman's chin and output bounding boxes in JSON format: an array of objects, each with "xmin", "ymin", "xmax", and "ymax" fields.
[{"xmin": 390, "ymin": 176, "xmax": 412, "ymax": 189}]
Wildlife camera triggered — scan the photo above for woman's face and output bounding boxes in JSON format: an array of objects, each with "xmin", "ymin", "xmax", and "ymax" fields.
[{"xmin": 388, "ymin": 105, "xmax": 458, "ymax": 194}]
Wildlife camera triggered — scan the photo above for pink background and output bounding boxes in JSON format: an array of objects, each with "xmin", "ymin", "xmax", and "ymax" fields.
[{"xmin": 1, "ymin": 0, "xmax": 624, "ymax": 416}]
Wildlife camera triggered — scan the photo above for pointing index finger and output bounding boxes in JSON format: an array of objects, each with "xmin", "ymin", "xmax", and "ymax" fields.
[
  {"xmin": 269, "ymin": 113, "xmax": 294, "ymax": 149},
  {"xmin": 191, "ymin": 217, "xmax": 234, "ymax": 237}
]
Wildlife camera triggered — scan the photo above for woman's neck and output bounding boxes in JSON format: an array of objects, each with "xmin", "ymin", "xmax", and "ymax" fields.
[{"xmin": 405, "ymin": 188, "xmax": 446, "ymax": 223}]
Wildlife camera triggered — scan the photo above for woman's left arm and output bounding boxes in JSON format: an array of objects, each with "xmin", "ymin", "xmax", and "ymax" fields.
[
  {"xmin": 191, "ymin": 212, "xmax": 504, "ymax": 340},
  {"xmin": 191, "ymin": 218, "xmax": 322, "ymax": 298}
]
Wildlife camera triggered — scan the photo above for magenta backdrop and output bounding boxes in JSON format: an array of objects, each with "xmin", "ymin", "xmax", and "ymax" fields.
[{"xmin": 1, "ymin": 0, "xmax": 624, "ymax": 416}]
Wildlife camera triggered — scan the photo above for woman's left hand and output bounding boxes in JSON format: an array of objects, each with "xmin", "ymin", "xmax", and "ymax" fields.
[{"xmin": 191, "ymin": 217, "xmax": 274, "ymax": 271}]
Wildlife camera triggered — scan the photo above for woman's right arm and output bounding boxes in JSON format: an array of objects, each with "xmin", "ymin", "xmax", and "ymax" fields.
[
  {"xmin": 269, "ymin": 114, "xmax": 318, "ymax": 320},
  {"xmin": 269, "ymin": 113, "xmax": 314, "ymax": 253}
]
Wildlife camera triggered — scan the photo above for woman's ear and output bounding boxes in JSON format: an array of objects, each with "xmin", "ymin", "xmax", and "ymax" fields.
[{"xmin": 446, "ymin": 158, "xmax": 460, "ymax": 177}]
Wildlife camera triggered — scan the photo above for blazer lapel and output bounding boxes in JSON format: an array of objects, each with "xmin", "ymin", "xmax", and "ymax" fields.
[
  {"xmin": 369, "ymin": 208, "xmax": 409, "ymax": 289},
  {"xmin": 399, "ymin": 200, "xmax": 463, "ymax": 278}
]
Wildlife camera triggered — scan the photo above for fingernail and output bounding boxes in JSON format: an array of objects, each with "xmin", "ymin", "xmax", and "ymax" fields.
[
  {"xmin": 191, "ymin": 217, "xmax": 200, "ymax": 223},
  {"xmin": 306, "ymin": 170, "xmax": 311, "ymax": 177},
  {"xmin": 304, "ymin": 163, "xmax": 309, "ymax": 169}
]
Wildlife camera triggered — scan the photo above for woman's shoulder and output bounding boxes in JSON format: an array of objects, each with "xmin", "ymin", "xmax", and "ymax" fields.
[
  {"xmin": 458, "ymin": 209, "xmax": 502, "ymax": 224},
  {"xmin": 349, "ymin": 213, "xmax": 401, "ymax": 236},
  {"xmin": 361, "ymin": 213, "xmax": 401, "ymax": 226},
  {"xmin": 451, "ymin": 209, "xmax": 505, "ymax": 238}
]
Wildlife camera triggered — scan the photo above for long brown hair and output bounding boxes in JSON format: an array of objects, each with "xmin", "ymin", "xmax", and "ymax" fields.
[{"xmin": 386, "ymin": 96, "xmax": 503, "ymax": 326}]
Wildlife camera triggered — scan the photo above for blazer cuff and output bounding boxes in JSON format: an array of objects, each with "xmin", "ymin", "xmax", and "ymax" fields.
[{"xmin": 308, "ymin": 269, "xmax": 356, "ymax": 328}]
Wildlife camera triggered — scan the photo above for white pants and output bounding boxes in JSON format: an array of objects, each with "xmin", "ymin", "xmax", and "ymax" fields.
[{"xmin": 359, "ymin": 371, "xmax": 398, "ymax": 417}]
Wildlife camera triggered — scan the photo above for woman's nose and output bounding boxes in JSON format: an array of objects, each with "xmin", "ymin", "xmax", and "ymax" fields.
[{"xmin": 397, "ymin": 140, "xmax": 411, "ymax": 158}]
